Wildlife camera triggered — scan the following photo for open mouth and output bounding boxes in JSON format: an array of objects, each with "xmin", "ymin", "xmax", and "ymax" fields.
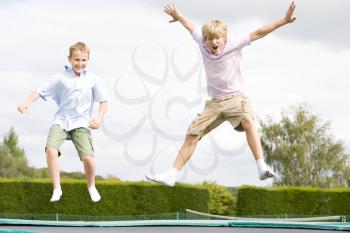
[{"xmin": 212, "ymin": 46, "xmax": 218, "ymax": 51}]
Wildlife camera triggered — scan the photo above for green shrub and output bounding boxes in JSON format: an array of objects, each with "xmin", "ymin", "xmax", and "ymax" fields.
[
  {"xmin": 200, "ymin": 181, "xmax": 236, "ymax": 215},
  {"xmin": 0, "ymin": 179, "xmax": 208, "ymax": 217},
  {"xmin": 236, "ymin": 185, "xmax": 350, "ymax": 216}
]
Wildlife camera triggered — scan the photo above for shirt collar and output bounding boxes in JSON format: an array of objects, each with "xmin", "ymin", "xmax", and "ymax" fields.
[{"xmin": 64, "ymin": 65, "xmax": 87, "ymax": 77}]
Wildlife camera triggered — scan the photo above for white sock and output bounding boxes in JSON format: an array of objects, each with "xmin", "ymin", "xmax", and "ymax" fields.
[
  {"xmin": 256, "ymin": 158, "xmax": 268, "ymax": 175},
  {"xmin": 168, "ymin": 167, "xmax": 180, "ymax": 179},
  {"xmin": 146, "ymin": 167, "xmax": 180, "ymax": 187},
  {"xmin": 156, "ymin": 167, "xmax": 179, "ymax": 182},
  {"xmin": 256, "ymin": 157, "xmax": 276, "ymax": 180},
  {"xmin": 161, "ymin": 167, "xmax": 180, "ymax": 186},
  {"xmin": 50, "ymin": 188, "xmax": 62, "ymax": 202},
  {"xmin": 88, "ymin": 186, "xmax": 101, "ymax": 202}
]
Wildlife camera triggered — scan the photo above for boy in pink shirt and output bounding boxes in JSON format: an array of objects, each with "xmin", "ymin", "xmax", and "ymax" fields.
[{"xmin": 147, "ymin": 2, "xmax": 296, "ymax": 186}]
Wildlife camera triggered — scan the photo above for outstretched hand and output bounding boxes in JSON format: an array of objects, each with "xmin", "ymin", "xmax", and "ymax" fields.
[
  {"xmin": 284, "ymin": 1, "xmax": 296, "ymax": 23},
  {"xmin": 17, "ymin": 102, "xmax": 30, "ymax": 114},
  {"xmin": 164, "ymin": 4, "xmax": 181, "ymax": 23}
]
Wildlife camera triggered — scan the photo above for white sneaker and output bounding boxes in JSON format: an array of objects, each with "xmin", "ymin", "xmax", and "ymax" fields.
[
  {"xmin": 88, "ymin": 186, "xmax": 101, "ymax": 202},
  {"xmin": 259, "ymin": 168, "xmax": 276, "ymax": 180},
  {"xmin": 50, "ymin": 189, "xmax": 62, "ymax": 202},
  {"xmin": 145, "ymin": 172, "xmax": 176, "ymax": 187}
]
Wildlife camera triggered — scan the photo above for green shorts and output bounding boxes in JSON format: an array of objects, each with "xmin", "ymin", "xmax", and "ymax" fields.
[{"xmin": 46, "ymin": 124, "xmax": 94, "ymax": 160}]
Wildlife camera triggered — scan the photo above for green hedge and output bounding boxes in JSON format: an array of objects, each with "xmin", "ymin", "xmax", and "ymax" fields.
[
  {"xmin": 236, "ymin": 185, "xmax": 350, "ymax": 216},
  {"xmin": 0, "ymin": 179, "xmax": 208, "ymax": 216}
]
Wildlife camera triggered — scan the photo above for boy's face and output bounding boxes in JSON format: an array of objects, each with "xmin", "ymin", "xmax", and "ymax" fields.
[
  {"xmin": 205, "ymin": 36, "xmax": 226, "ymax": 55},
  {"xmin": 68, "ymin": 50, "xmax": 89, "ymax": 76}
]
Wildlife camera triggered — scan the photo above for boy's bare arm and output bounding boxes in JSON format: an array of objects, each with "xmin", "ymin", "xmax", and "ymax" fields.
[
  {"xmin": 250, "ymin": 1, "xmax": 296, "ymax": 42},
  {"xmin": 17, "ymin": 91, "xmax": 40, "ymax": 113},
  {"xmin": 89, "ymin": 101, "xmax": 108, "ymax": 129},
  {"xmin": 164, "ymin": 4, "xmax": 195, "ymax": 34}
]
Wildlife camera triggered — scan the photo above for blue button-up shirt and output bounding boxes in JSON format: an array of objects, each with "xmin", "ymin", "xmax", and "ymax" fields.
[{"xmin": 38, "ymin": 66, "xmax": 109, "ymax": 131}]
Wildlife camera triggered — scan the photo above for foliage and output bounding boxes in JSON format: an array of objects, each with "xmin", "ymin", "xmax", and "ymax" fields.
[
  {"xmin": 0, "ymin": 127, "xmax": 120, "ymax": 181},
  {"xmin": 200, "ymin": 181, "xmax": 236, "ymax": 215},
  {"xmin": 260, "ymin": 103, "xmax": 350, "ymax": 187},
  {"xmin": 236, "ymin": 185, "xmax": 350, "ymax": 216},
  {"xmin": 0, "ymin": 179, "xmax": 208, "ymax": 216},
  {"xmin": 0, "ymin": 127, "xmax": 32, "ymax": 178}
]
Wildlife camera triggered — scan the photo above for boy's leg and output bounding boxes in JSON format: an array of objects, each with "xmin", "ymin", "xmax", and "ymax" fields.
[
  {"xmin": 172, "ymin": 100, "xmax": 222, "ymax": 172},
  {"xmin": 146, "ymin": 134, "xmax": 200, "ymax": 187},
  {"xmin": 81, "ymin": 155, "xmax": 96, "ymax": 188},
  {"xmin": 223, "ymin": 94, "xmax": 274, "ymax": 180},
  {"xmin": 146, "ymin": 100, "xmax": 223, "ymax": 186},
  {"xmin": 82, "ymin": 155, "xmax": 101, "ymax": 202},
  {"xmin": 173, "ymin": 134, "xmax": 200, "ymax": 171},
  {"xmin": 240, "ymin": 116, "xmax": 275, "ymax": 180},
  {"xmin": 45, "ymin": 124, "xmax": 67, "ymax": 202},
  {"xmin": 46, "ymin": 148, "xmax": 61, "ymax": 190},
  {"xmin": 46, "ymin": 148, "xmax": 62, "ymax": 202},
  {"xmin": 240, "ymin": 116, "xmax": 263, "ymax": 160},
  {"xmin": 71, "ymin": 128, "xmax": 100, "ymax": 202}
]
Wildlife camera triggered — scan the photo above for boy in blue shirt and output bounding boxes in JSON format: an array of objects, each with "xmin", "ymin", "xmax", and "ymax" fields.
[{"xmin": 18, "ymin": 42, "xmax": 108, "ymax": 202}]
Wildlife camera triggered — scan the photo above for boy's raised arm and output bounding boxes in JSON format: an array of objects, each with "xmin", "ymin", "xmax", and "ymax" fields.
[
  {"xmin": 164, "ymin": 4, "xmax": 195, "ymax": 34},
  {"xmin": 250, "ymin": 1, "xmax": 296, "ymax": 42}
]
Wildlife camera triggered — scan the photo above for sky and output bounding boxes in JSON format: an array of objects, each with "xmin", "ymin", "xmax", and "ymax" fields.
[{"xmin": 0, "ymin": 0, "xmax": 349, "ymax": 187}]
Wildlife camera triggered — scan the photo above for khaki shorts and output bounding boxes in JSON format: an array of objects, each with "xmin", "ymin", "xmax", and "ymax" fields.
[
  {"xmin": 187, "ymin": 93, "xmax": 255, "ymax": 140},
  {"xmin": 46, "ymin": 124, "xmax": 94, "ymax": 160}
]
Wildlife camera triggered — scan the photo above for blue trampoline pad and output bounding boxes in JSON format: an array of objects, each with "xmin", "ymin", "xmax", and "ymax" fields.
[
  {"xmin": 1, "ymin": 219, "xmax": 350, "ymax": 233},
  {"xmin": 0, "ymin": 226, "xmax": 347, "ymax": 233}
]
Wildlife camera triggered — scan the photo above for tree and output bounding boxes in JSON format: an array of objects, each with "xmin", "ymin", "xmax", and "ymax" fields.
[
  {"xmin": 260, "ymin": 103, "xmax": 350, "ymax": 188},
  {"xmin": 0, "ymin": 127, "xmax": 32, "ymax": 178},
  {"xmin": 0, "ymin": 127, "xmax": 119, "ymax": 180}
]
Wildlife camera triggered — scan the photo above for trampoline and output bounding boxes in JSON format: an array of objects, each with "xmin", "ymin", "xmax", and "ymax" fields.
[{"xmin": 1, "ymin": 218, "xmax": 350, "ymax": 233}]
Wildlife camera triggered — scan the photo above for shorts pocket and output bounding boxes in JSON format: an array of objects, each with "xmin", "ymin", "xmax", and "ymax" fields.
[{"xmin": 241, "ymin": 96, "xmax": 251, "ymax": 113}]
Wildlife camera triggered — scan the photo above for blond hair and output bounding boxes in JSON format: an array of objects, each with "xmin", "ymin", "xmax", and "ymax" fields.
[
  {"xmin": 69, "ymin": 42, "xmax": 90, "ymax": 57},
  {"xmin": 201, "ymin": 20, "xmax": 227, "ymax": 39}
]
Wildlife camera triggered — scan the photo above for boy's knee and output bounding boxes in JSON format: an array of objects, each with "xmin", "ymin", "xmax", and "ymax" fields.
[
  {"xmin": 46, "ymin": 148, "xmax": 59, "ymax": 157},
  {"xmin": 185, "ymin": 134, "xmax": 200, "ymax": 145},
  {"xmin": 241, "ymin": 116, "xmax": 254, "ymax": 129},
  {"xmin": 81, "ymin": 155, "xmax": 95, "ymax": 162}
]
